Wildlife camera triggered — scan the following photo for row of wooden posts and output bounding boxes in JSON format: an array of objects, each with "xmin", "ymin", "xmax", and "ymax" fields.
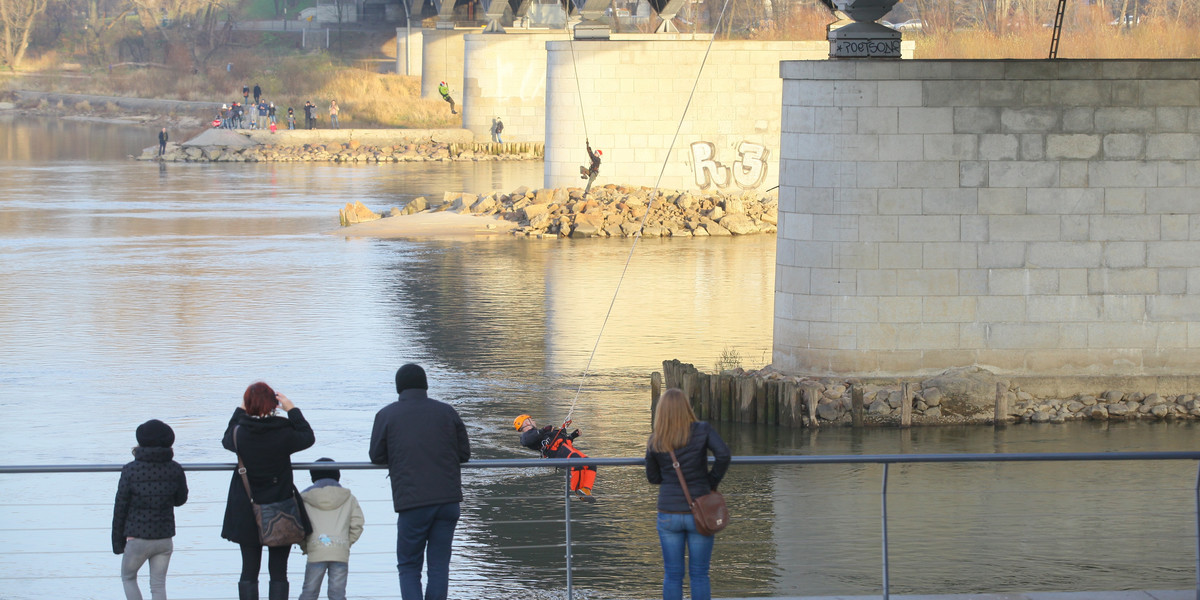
[
  {"xmin": 652, "ymin": 359, "xmax": 1012, "ymax": 428},
  {"xmin": 448, "ymin": 142, "xmax": 545, "ymax": 156}
]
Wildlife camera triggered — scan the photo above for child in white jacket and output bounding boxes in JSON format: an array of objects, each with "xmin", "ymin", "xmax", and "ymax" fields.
[{"xmin": 299, "ymin": 458, "xmax": 365, "ymax": 600}]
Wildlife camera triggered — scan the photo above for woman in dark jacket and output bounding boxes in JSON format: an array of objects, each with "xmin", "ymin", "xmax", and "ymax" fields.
[
  {"xmin": 645, "ymin": 388, "xmax": 731, "ymax": 600},
  {"xmin": 112, "ymin": 419, "xmax": 189, "ymax": 600},
  {"xmin": 222, "ymin": 382, "xmax": 315, "ymax": 600}
]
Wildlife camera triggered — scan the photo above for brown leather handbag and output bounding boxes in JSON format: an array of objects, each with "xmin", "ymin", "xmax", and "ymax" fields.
[{"xmin": 668, "ymin": 449, "xmax": 729, "ymax": 536}]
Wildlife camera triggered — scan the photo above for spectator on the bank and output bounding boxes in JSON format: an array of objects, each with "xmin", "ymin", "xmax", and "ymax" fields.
[
  {"xmin": 158, "ymin": 128, "xmax": 168, "ymax": 156},
  {"xmin": 242, "ymin": 85, "xmax": 249, "ymax": 104},
  {"xmin": 491, "ymin": 117, "xmax": 503, "ymax": 143},
  {"xmin": 247, "ymin": 102, "xmax": 259, "ymax": 130},
  {"xmin": 303, "ymin": 102, "xmax": 314, "ymax": 130},
  {"xmin": 253, "ymin": 83, "xmax": 262, "ymax": 104},
  {"xmin": 257, "ymin": 100, "xmax": 269, "ymax": 129},
  {"xmin": 369, "ymin": 364, "xmax": 470, "ymax": 600},
  {"xmin": 268, "ymin": 103, "xmax": 277, "ymax": 126},
  {"xmin": 329, "ymin": 101, "xmax": 339, "ymax": 130},
  {"xmin": 287, "ymin": 107, "xmax": 296, "ymax": 130}
]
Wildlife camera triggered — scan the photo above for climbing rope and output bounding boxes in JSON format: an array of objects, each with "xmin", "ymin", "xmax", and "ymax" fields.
[
  {"xmin": 564, "ymin": 0, "xmax": 591, "ymax": 141},
  {"xmin": 559, "ymin": 0, "xmax": 736, "ymax": 428}
]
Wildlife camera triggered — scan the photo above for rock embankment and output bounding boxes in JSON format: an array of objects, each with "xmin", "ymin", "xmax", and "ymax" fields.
[
  {"xmin": 140, "ymin": 133, "xmax": 542, "ymax": 163},
  {"xmin": 660, "ymin": 361, "xmax": 1200, "ymax": 427},
  {"xmin": 342, "ymin": 185, "xmax": 778, "ymax": 238}
]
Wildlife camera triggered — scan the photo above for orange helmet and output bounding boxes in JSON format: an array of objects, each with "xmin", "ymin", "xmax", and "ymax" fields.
[{"xmin": 513, "ymin": 414, "xmax": 533, "ymax": 430}]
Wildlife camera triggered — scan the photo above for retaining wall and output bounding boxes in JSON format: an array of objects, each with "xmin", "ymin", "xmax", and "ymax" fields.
[{"xmin": 774, "ymin": 59, "xmax": 1200, "ymax": 377}]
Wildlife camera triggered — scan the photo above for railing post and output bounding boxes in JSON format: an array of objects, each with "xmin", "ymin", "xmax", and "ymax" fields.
[
  {"xmin": 881, "ymin": 462, "xmax": 890, "ymax": 600},
  {"xmin": 565, "ymin": 467, "xmax": 574, "ymax": 600}
]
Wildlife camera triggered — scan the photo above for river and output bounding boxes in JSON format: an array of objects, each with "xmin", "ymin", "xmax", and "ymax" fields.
[{"xmin": 0, "ymin": 115, "xmax": 1195, "ymax": 600}]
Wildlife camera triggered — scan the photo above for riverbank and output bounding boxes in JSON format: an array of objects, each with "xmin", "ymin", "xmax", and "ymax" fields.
[
  {"xmin": 658, "ymin": 360, "xmax": 1200, "ymax": 427},
  {"xmin": 337, "ymin": 185, "xmax": 778, "ymax": 239}
]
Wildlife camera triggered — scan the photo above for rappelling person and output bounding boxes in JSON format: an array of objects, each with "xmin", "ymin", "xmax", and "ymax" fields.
[
  {"xmin": 579, "ymin": 140, "xmax": 602, "ymax": 195},
  {"xmin": 514, "ymin": 414, "xmax": 596, "ymax": 502},
  {"xmin": 437, "ymin": 80, "xmax": 458, "ymax": 115}
]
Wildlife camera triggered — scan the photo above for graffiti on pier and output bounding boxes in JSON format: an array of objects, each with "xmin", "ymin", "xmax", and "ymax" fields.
[{"xmin": 689, "ymin": 141, "xmax": 770, "ymax": 191}]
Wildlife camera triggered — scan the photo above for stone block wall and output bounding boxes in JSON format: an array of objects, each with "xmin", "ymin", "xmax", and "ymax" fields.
[
  {"xmin": 421, "ymin": 28, "xmax": 469, "ymax": 102},
  {"xmin": 775, "ymin": 59, "xmax": 1200, "ymax": 377},
  {"xmin": 463, "ymin": 31, "xmax": 568, "ymax": 143},
  {"xmin": 544, "ymin": 39, "xmax": 838, "ymax": 192}
]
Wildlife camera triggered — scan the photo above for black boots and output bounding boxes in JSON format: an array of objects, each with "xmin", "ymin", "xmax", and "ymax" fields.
[
  {"xmin": 237, "ymin": 580, "xmax": 258, "ymax": 600},
  {"xmin": 268, "ymin": 580, "xmax": 289, "ymax": 600}
]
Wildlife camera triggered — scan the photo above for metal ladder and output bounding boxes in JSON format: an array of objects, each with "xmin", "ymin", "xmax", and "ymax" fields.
[{"xmin": 1049, "ymin": 0, "xmax": 1068, "ymax": 58}]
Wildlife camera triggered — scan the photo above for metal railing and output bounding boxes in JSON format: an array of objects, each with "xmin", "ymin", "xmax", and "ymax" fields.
[{"xmin": 3, "ymin": 451, "xmax": 1199, "ymax": 600}]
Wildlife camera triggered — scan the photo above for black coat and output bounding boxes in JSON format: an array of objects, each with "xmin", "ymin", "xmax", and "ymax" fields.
[
  {"xmin": 645, "ymin": 421, "xmax": 731, "ymax": 513},
  {"xmin": 220, "ymin": 407, "xmax": 315, "ymax": 545},
  {"xmin": 369, "ymin": 389, "xmax": 470, "ymax": 512},
  {"xmin": 112, "ymin": 446, "xmax": 189, "ymax": 554}
]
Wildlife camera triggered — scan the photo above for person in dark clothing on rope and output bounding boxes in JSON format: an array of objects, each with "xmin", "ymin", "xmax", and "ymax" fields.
[
  {"xmin": 515, "ymin": 414, "xmax": 596, "ymax": 502},
  {"xmin": 579, "ymin": 141, "xmax": 602, "ymax": 195}
]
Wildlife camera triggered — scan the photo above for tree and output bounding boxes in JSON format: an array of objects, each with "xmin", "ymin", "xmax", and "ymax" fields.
[{"xmin": 0, "ymin": 0, "xmax": 50, "ymax": 69}]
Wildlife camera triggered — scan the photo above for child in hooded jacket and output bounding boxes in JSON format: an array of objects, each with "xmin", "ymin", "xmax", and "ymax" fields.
[
  {"xmin": 298, "ymin": 458, "xmax": 365, "ymax": 600},
  {"xmin": 112, "ymin": 419, "xmax": 189, "ymax": 600}
]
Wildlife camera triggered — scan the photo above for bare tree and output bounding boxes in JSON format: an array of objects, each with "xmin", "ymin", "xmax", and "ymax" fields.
[{"xmin": 0, "ymin": 0, "xmax": 50, "ymax": 68}]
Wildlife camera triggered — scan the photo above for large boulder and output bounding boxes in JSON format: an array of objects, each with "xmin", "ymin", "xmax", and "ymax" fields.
[
  {"xmin": 920, "ymin": 366, "xmax": 1003, "ymax": 417},
  {"xmin": 339, "ymin": 201, "xmax": 381, "ymax": 226}
]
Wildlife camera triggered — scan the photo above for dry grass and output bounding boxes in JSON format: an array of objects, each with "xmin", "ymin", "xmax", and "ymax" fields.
[{"xmin": 913, "ymin": 19, "xmax": 1200, "ymax": 59}]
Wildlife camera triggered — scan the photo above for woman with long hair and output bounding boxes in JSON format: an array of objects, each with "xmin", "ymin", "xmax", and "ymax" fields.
[
  {"xmin": 221, "ymin": 382, "xmax": 315, "ymax": 600},
  {"xmin": 645, "ymin": 388, "xmax": 731, "ymax": 600}
]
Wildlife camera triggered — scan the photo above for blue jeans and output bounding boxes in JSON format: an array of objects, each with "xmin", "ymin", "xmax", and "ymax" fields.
[
  {"xmin": 298, "ymin": 561, "xmax": 348, "ymax": 600},
  {"xmin": 396, "ymin": 502, "xmax": 460, "ymax": 600},
  {"xmin": 657, "ymin": 512, "xmax": 714, "ymax": 600}
]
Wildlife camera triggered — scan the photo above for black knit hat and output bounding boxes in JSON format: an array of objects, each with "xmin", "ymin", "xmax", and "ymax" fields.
[
  {"xmin": 310, "ymin": 457, "xmax": 340, "ymax": 483},
  {"xmin": 395, "ymin": 363, "xmax": 428, "ymax": 393},
  {"xmin": 136, "ymin": 419, "xmax": 175, "ymax": 448}
]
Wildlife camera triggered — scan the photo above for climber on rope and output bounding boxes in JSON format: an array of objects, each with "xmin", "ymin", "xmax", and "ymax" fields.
[
  {"xmin": 514, "ymin": 414, "xmax": 597, "ymax": 502},
  {"xmin": 437, "ymin": 80, "xmax": 458, "ymax": 115},
  {"xmin": 579, "ymin": 140, "xmax": 602, "ymax": 196}
]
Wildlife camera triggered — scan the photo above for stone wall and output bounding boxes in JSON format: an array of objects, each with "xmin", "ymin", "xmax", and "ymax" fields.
[
  {"xmin": 544, "ymin": 39, "xmax": 836, "ymax": 193},
  {"xmin": 775, "ymin": 59, "xmax": 1200, "ymax": 377},
  {"xmin": 463, "ymin": 31, "xmax": 568, "ymax": 144},
  {"xmin": 421, "ymin": 28, "xmax": 469, "ymax": 102}
]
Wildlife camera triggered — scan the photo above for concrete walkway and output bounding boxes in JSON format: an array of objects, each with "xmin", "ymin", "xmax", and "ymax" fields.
[{"xmin": 741, "ymin": 592, "xmax": 1192, "ymax": 600}]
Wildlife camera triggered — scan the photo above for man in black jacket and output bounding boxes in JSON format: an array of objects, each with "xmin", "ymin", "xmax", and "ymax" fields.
[{"xmin": 369, "ymin": 364, "xmax": 470, "ymax": 600}]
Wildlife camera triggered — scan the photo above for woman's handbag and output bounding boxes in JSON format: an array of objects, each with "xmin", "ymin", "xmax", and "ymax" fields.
[
  {"xmin": 668, "ymin": 449, "xmax": 729, "ymax": 536},
  {"xmin": 233, "ymin": 426, "xmax": 306, "ymax": 547}
]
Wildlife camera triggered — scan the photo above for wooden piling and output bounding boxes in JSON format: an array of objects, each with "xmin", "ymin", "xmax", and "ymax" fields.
[
  {"xmin": 900, "ymin": 382, "xmax": 912, "ymax": 427},
  {"xmin": 650, "ymin": 371, "xmax": 662, "ymax": 421},
  {"xmin": 851, "ymin": 385, "xmax": 864, "ymax": 427},
  {"xmin": 803, "ymin": 385, "xmax": 819, "ymax": 428},
  {"xmin": 994, "ymin": 381, "xmax": 1008, "ymax": 427}
]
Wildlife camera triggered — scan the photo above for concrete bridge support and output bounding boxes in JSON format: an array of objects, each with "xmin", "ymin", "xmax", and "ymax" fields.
[
  {"xmin": 774, "ymin": 59, "xmax": 1200, "ymax": 377},
  {"xmin": 542, "ymin": 38, "xmax": 912, "ymax": 192},
  {"xmin": 463, "ymin": 31, "xmax": 568, "ymax": 143},
  {"xmin": 421, "ymin": 28, "xmax": 470, "ymax": 102}
]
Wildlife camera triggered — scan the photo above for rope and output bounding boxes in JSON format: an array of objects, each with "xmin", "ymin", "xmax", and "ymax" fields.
[
  {"xmin": 560, "ymin": 0, "xmax": 736, "ymax": 429},
  {"xmin": 564, "ymin": 0, "xmax": 590, "ymax": 141}
]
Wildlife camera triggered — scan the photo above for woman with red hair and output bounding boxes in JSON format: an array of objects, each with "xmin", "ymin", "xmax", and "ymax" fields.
[{"xmin": 221, "ymin": 382, "xmax": 316, "ymax": 600}]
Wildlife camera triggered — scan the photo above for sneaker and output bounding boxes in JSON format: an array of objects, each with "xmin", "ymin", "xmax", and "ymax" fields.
[{"xmin": 574, "ymin": 489, "xmax": 596, "ymax": 503}]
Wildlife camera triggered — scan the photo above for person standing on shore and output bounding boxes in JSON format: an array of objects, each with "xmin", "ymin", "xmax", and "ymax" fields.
[
  {"xmin": 253, "ymin": 83, "xmax": 262, "ymax": 104},
  {"xmin": 303, "ymin": 102, "xmax": 315, "ymax": 130},
  {"xmin": 268, "ymin": 103, "xmax": 277, "ymax": 126},
  {"xmin": 369, "ymin": 364, "xmax": 470, "ymax": 600},
  {"xmin": 287, "ymin": 107, "xmax": 296, "ymax": 130},
  {"xmin": 490, "ymin": 117, "xmax": 503, "ymax": 143},
  {"xmin": 329, "ymin": 100, "xmax": 339, "ymax": 130},
  {"xmin": 158, "ymin": 128, "xmax": 168, "ymax": 156},
  {"xmin": 242, "ymin": 85, "xmax": 250, "ymax": 105}
]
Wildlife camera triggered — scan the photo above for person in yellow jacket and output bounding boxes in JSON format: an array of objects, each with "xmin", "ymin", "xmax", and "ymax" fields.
[{"xmin": 299, "ymin": 458, "xmax": 365, "ymax": 600}]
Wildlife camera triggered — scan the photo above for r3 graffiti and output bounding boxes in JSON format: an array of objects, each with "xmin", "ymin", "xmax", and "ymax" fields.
[{"xmin": 689, "ymin": 141, "xmax": 770, "ymax": 191}]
